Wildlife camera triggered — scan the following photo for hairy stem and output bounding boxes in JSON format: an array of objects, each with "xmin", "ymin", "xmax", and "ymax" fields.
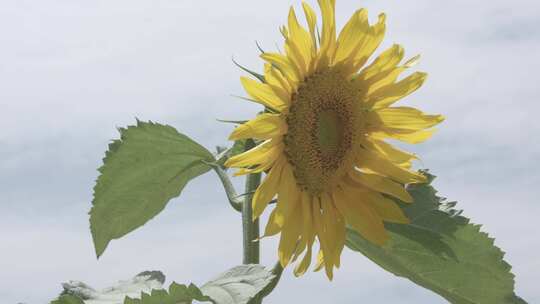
[{"xmin": 242, "ymin": 140, "xmax": 261, "ymax": 264}]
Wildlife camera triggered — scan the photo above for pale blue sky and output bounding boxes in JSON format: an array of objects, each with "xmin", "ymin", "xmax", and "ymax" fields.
[{"xmin": 1, "ymin": 0, "xmax": 539, "ymax": 303}]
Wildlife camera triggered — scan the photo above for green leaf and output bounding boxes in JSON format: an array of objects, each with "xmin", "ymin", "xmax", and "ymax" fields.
[
  {"xmin": 90, "ymin": 120, "xmax": 215, "ymax": 257},
  {"xmin": 123, "ymin": 282, "xmax": 213, "ymax": 304},
  {"xmin": 50, "ymin": 295, "xmax": 85, "ymax": 304},
  {"xmin": 346, "ymin": 172, "xmax": 526, "ymax": 304},
  {"xmin": 200, "ymin": 265, "xmax": 274, "ymax": 304}
]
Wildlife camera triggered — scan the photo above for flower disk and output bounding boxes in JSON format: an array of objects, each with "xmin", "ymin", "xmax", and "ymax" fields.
[
  {"xmin": 225, "ymin": 0, "xmax": 444, "ymax": 280},
  {"xmin": 285, "ymin": 68, "xmax": 360, "ymax": 195}
]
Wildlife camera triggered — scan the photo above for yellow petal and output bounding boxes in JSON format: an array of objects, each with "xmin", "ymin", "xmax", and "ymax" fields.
[
  {"xmin": 349, "ymin": 170, "xmax": 413, "ymax": 203},
  {"xmin": 358, "ymin": 44, "xmax": 404, "ymax": 81},
  {"xmin": 292, "ymin": 233, "xmax": 307, "ymax": 263},
  {"xmin": 320, "ymin": 193, "xmax": 337, "ymax": 272},
  {"xmin": 293, "ymin": 192, "xmax": 315, "ymax": 276},
  {"xmin": 291, "ymin": 194, "xmax": 312, "ymax": 264},
  {"xmin": 311, "ymin": 196, "xmax": 334, "ymax": 280},
  {"xmin": 232, "ymin": 158, "xmax": 277, "ymax": 176},
  {"xmin": 371, "ymin": 129, "xmax": 437, "ymax": 144},
  {"xmin": 276, "ymin": 163, "xmax": 301, "ymax": 223},
  {"xmin": 261, "ymin": 53, "xmax": 300, "ymax": 86},
  {"xmin": 359, "ymin": 47, "xmax": 417, "ymax": 96},
  {"xmin": 366, "ymin": 67, "xmax": 406, "ymax": 95},
  {"xmin": 321, "ymin": 193, "xmax": 345, "ymax": 269},
  {"xmin": 369, "ymin": 107, "xmax": 444, "ymax": 132},
  {"xmin": 366, "ymin": 72, "xmax": 428, "ymax": 109},
  {"xmin": 363, "ymin": 54, "xmax": 421, "ymax": 95},
  {"xmin": 263, "ymin": 209, "xmax": 282, "ymax": 237},
  {"xmin": 348, "ymin": 13, "xmax": 386, "ymax": 73},
  {"xmin": 334, "ymin": 9, "xmax": 369, "ymax": 64},
  {"xmin": 273, "ymin": 180, "xmax": 301, "ymax": 245},
  {"xmin": 278, "ymin": 204, "xmax": 302, "ymax": 267},
  {"xmin": 252, "ymin": 158, "xmax": 285, "ymax": 219},
  {"xmin": 366, "ymin": 138, "xmax": 418, "ymax": 167},
  {"xmin": 299, "ymin": 191, "xmax": 315, "ymax": 251},
  {"xmin": 293, "ymin": 241, "xmax": 313, "ymax": 276},
  {"xmin": 302, "ymin": 2, "xmax": 318, "ymax": 51},
  {"xmin": 264, "ymin": 63, "xmax": 292, "ymax": 98},
  {"xmin": 333, "ymin": 214, "xmax": 346, "ymax": 268},
  {"xmin": 224, "ymin": 139, "xmax": 282, "ymax": 168},
  {"xmin": 364, "ymin": 191, "xmax": 410, "ymax": 224},
  {"xmin": 229, "ymin": 114, "xmax": 287, "ymax": 141},
  {"xmin": 240, "ymin": 77, "xmax": 287, "ymax": 112},
  {"xmin": 356, "ymin": 147, "xmax": 426, "ymax": 184},
  {"xmin": 314, "ymin": 250, "xmax": 325, "ymax": 272},
  {"xmin": 284, "ymin": 42, "xmax": 308, "ymax": 79},
  {"xmin": 317, "ymin": 0, "xmax": 337, "ymax": 66},
  {"xmin": 333, "ymin": 186, "xmax": 388, "ymax": 245},
  {"xmin": 287, "ymin": 7, "xmax": 313, "ymax": 75}
]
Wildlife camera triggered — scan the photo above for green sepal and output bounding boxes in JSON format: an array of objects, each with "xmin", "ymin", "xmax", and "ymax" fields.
[
  {"xmin": 255, "ymin": 41, "xmax": 265, "ymax": 54},
  {"xmin": 216, "ymin": 119, "xmax": 249, "ymax": 125},
  {"xmin": 232, "ymin": 57, "xmax": 265, "ymax": 83}
]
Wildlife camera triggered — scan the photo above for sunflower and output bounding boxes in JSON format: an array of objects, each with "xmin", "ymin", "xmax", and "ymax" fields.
[{"xmin": 225, "ymin": 0, "xmax": 443, "ymax": 279}]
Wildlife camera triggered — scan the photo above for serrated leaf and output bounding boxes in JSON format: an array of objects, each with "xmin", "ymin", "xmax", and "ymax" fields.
[
  {"xmin": 59, "ymin": 271, "xmax": 165, "ymax": 304},
  {"xmin": 200, "ymin": 265, "xmax": 274, "ymax": 304},
  {"xmin": 123, "ymin": 282, "xmax": 212, "ymax": 304},
  {"xmin": 345, "ymin": 172, "xmax": 526, "ymax": 304},
  {"xmin": 50, "ymin": 295, "xmax": 85, "ymax": 304},
  {"xmin": 90, "ymin": 121, "xmax": 214, "ymax": 257}
]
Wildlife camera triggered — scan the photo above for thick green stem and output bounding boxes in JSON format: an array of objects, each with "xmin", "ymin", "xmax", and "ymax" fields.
[
  {"xmin": 242, "ymin": 172, "xmax": 261, "ymax": 264},
  {"xmin": 242, "ymin": 140, "xmax": 261, "ymax": 265}
]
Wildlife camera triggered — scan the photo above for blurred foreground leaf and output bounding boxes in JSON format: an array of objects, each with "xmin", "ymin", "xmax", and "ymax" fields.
[
  {"xmin": 90, "ymin": 120, "xmax": 214, "ymax": 257},
  {"xmin": 50, "ymin": 295, "xmax": 84, "ymax": 304},
  {"xmin": 124, "ymin": 282, "xmax": 212, "ymax": 304},
  {"xmin": 122, "ymin": 265, "xmax": 273, "ymax": 304},
  {"xmin": 346, "ymin": 172, "xmax": 526, "ymax": 304},
  {"xmin": 200, "ymin": 264, "xmax": 274, "ymax": 304}
]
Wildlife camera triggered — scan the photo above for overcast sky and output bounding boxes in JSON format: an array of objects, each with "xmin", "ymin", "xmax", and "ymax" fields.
[{"xmin": 1, "ymin": 0, "xmax": 539, "ymax": 303}]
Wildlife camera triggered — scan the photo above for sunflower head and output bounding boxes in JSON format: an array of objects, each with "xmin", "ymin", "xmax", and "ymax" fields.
[{"xmin": 225, "ymin": 0, "xmax": 444, "ymax": 280}]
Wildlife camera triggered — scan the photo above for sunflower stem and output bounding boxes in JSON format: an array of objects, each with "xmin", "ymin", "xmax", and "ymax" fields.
[{"xmin": 242, "ymin": 139, "xmax": 261, "ymax": 265}]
